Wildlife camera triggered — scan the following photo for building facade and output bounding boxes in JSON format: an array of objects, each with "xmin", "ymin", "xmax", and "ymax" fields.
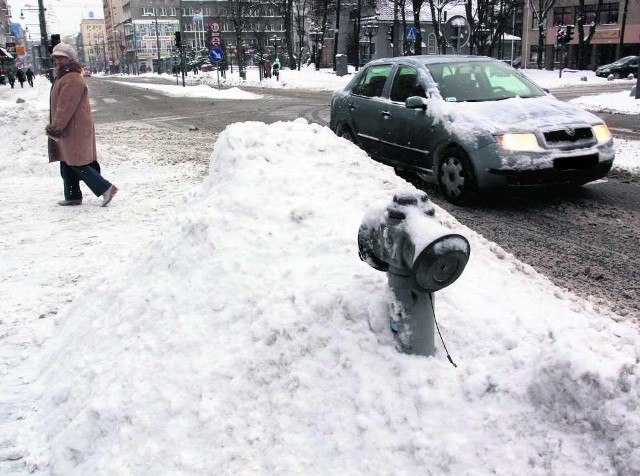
[
  {"xmin": 105, "ymin": 0, "xmax": 287, "ymax": 74},
  {"xmin": 78, "ymin": 18, "xmax": 107, "ymax": 71},
  {"xmin": 522, "ymin": 0, "xmax": 640, "ymax": 70}
]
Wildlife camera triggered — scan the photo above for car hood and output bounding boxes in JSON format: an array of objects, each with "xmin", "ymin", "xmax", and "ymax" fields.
[{"xmin": 437, "ymin": 95, "xmax": 602, "ymax": 135}]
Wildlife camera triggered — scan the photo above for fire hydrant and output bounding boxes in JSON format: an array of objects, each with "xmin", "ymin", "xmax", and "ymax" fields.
[{"xmin": 358, "ymin": 190, "xmax": 470, "ymax": 357}]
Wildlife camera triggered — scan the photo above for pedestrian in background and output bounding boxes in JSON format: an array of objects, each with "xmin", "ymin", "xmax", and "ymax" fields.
[
  {"xmin": 7, "ymin": 70, "xmax": 15, "ymax": 88},
  {"xmin": 46, "ymin": 43, "xmax": 118, "ymax": 207},
  {"xmin": 25, "ymin": 67, "xmax": 35, "ymax": 87},
  {"xmin": 16, "ymin": 69, "xmax": 26, "ymax": 88},
  {"xmin": 264, "ymin": 59, "xmax": 272, "ymax": 79},
  {"xmin": 272, "ymin": 58, "xmax": 281, "ymax": 81}
]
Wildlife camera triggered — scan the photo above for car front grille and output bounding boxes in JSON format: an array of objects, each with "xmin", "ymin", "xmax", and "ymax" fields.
[{"xmin": 543, "ymin": 127, "xmax": 595, "ymax": 149}]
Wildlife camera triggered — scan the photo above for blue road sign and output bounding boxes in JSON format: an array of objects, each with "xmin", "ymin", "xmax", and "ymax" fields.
[
  {"xmin": 405, "ymin": 27, "xmax": 418, "ymax": 43},
  {"xmin": 209, "ymin": 47, "xmax": 224, "ymax": 63}
]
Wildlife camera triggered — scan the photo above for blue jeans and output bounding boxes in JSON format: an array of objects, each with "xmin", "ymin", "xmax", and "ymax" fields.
[{"xmin": 60, "ymin": 161, "xmax": 112, "ymax": 200}]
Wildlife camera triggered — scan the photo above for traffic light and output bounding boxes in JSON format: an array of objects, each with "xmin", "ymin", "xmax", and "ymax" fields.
[
  {"xmin": 565, "ymin": 25, "xmax": 574, "ymax": 42},
  {"xmin": 556, "ymin": 27, "xmax": 566, "ymax": 44},
  {"xmin": 174, "ymin": 31, "xmax": 182, "ymax": 49},
  {"xmin": 386, "ymin": 26, "xmax": 394, "ymax": 42},
  {"xmin": 49, "ymin": 34, "xmax": 60, "ymax": 54}
]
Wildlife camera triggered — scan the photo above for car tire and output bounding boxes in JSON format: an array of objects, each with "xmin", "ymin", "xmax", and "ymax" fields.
[
  {"xmin": 337, "ymin": 125, "xmax": 357, "ymax": 144},
  {"xmin": 437, "ymin": 148, "xmax": 477, "ymax": 205}
]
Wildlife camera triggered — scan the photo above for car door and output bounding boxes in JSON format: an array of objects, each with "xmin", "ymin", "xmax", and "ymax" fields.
[
  {"xmin": 347, "ymin": 64, "xmax": 393, "ymax": 159},
  {"xmin": 381, "ymin": 65, "xmax": 435, "ymax": 171}
]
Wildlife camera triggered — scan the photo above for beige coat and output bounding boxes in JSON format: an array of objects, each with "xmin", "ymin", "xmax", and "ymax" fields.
[{"xmin": 48, "ymin": 67, "xmax": 97, "ymax": 166}]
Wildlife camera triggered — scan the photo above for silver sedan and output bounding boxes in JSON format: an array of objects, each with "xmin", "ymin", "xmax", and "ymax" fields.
[{"xmin": 330, "ymin": 55, "xmax": 615, "ymax": 204}]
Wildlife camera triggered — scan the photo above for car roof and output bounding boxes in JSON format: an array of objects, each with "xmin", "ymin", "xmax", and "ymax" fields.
[{"xmin": 365, "ymin": 55, "xmax": 498, "ymax": 67}]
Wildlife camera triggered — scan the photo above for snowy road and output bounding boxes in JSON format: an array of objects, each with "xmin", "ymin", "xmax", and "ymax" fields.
[{"xmin": 85, "ymin": 77, "xmax": 640, "ymax": 319}]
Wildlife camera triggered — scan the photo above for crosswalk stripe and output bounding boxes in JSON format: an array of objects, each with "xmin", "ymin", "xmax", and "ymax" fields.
[{"xmin": 102, "ymin": 98, "xmax": 117, "ymax": 103}]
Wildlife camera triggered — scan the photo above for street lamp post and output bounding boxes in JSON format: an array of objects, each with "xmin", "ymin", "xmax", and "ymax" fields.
[
  {"xmin": 362, "ymin": 18, "xmax": 378, "ymax": 64},
  {"xmin": 309, "ymin": 26, "xmax": 323, "ymax": 71},
  {"xmin": 270, "ymin": 35, "xmax": 280, "ymax": 60}
]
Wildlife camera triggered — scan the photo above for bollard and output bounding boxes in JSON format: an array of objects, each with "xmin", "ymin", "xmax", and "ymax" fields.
[{"xmin": 358, "ymin": 190, "xmax": 470, "ymax": 357}]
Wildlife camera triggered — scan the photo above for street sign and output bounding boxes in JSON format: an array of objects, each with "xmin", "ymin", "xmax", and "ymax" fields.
[
  {"xmin": 442, "ymin": 15, "xmax": 471, "ymax": 51},
  {"xmin": 209, "ymin": 47, "xmax": 224, "ymax": 63},
  {"xmin": 405, "ymin": 27, "xmax": 418, "ymax": 43}
]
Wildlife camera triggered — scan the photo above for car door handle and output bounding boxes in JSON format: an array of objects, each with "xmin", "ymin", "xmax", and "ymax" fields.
[{"xmin": 381, "ymin": 110, "xmax": 391, "ymax": 118}]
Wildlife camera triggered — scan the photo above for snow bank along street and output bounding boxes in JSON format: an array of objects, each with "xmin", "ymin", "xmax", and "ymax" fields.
[{"xmin": 0, "ymin": 70, "xmax": 639, "ymax": 474}]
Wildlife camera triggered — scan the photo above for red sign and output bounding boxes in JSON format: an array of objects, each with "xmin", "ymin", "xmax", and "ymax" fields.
[{"xmin": 209, "ymin": 20, "xmax": 223, "ymax": 50}]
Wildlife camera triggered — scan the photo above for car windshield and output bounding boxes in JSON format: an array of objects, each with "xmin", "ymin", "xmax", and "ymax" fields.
[
  {"xmin": 612, "ymin": 56, "xmax": 636, "ymax": 65},
  {"xmin": 426, "ymin": 60, "xmax": 546, "ymax": 103}
]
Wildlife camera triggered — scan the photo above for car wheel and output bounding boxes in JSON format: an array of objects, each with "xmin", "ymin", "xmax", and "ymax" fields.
[
  {"xmin": 437, "ymin": 148, "xmax": 477, "ymax": 205},
  {"xmin": 337, "ymin": 125, "xmax": 356, "ymax": 144}
]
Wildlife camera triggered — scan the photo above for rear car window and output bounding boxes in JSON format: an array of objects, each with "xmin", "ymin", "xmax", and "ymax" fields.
[{"xmin": 351, "ymin": 64, "xmax": 393, "ymax": 98}]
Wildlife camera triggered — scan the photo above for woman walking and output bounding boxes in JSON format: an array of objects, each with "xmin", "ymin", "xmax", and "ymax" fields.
[{"xmin": 46, "ymin": 43, "xmax": 118, "ymax": 207}]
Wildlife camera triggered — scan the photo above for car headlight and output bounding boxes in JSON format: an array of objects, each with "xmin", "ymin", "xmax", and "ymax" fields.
[
  {"xmin": 592, "ymin": 124, "xmax": 612, "ymax": 144},
  {"xmin": 496, "ymin": 133, "xmax": 543, "ymax": 152}
]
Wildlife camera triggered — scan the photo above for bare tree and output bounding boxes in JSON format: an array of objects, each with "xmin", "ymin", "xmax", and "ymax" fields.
[
  {"xmin": 427, "ymin": 0, "xmax": 461, "ymax": 54},
  {"xmin": 248, "ymin": 18, "xmax": 273, "ymax": 79},
  {"xmin": 227, "ymin": 0, "xmax": 264, "ymax": 75},
  {"xmin": 412, "ymin": 0, "xmax": 425, "ymax": 54},
  {"xmin": 293, "ymin": 0, "xmax": 312, "ymax": 69},
  {"xmin": 616, "ymin": 0, "xmax": 629, "ymax": 58},
  {"xmin": 270, "ymin": 0, "xmax": 298, "ymax": 68},
  {"xmin": 310, "ymin": 0, "xmax": 334, "ymax": 67},
  {"xmin": 388, "ymin": 0, "xmax": 410, "ymax": 56},
  {"xmin": 526, "ymin": 0, "xmax": 556, "ymax": 69},
  {"xmin": 466, "ymin": 0, "xmax": 518, "ymax": 56},
  {"xmin": 575, "ymin": 0, "xmax": 604, "ymax": 69}
]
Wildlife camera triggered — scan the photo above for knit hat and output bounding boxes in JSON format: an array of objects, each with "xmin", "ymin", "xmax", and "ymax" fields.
[{"xmin": 51, "ymin": 43, "xmax": 78, "ymax": 62}]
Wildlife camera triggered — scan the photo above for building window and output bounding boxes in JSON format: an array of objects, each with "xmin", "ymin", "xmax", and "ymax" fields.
[
  {"xmin": 142, "ymin": 7, "xmax": 155, "ymax": 16},
  {"xmin": 529, "ymin": 44, "xmax": 544, "ymax": 64},
  {"xmin": 580, "ymin": 4, "xmax": 599, "ymax": 25},
  {"xmin": 427, "ymin": 33, "xmax": 437, "ymax": 54},
  {"xmin": 553, "ymin": 6, "xmax": 572, "ymax": 26},
  {"xmin": 600, "ymin": 2, "xmax": 619, "ymax": 24}
]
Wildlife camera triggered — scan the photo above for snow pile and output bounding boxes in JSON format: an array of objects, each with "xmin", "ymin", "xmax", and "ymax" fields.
[
  {"xmin": 112, "ymin": 81, "xmax": 263, "ymax": 100},
  {"xmin": 18, "ymin": 119, "xmax": 640, "ymax": 475},
  {"xmin": 0, "ymin": 95, "xmax": 49, "ymax": 175},
  {"xmin": 570, "ymin": 90, "xmax": 640, "ymax": 115}
]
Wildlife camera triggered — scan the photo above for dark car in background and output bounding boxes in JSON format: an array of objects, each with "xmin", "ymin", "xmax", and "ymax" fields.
[
  {"xmin": 330, "ymin": 55, "xmax": 615, "ymax": 204},
  {"xmin": 595, "ymin": 56, "xmax": 639, "ymax": 79}
]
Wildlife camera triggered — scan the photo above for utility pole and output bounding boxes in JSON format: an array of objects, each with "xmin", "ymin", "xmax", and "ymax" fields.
[
  {"xmin": 178, "ymin": 0, "xmax": 185, "ymax": 86},
  {"xmin": 36, "ymin": 0, "xmax": 51, "ymax": 81},
  {"xmin": 332, "ymin": 0, "xmax": 341, "ymax": 71},
  {"xmin": 154, "ymin": 9, "xmax": 161, "ymax": 74}
]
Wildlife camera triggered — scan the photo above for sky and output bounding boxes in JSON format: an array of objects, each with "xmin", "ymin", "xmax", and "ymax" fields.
[
  {"xmin": 0, "ymin": 67, "xmax": 639, "ymax": 474},
  {"xmin": 8, "ymin": 0, "xmax": 103, "ymax": 38}
]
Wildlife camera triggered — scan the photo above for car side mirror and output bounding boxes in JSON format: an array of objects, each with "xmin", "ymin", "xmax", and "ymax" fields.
[{"xmin": 405, "ymin": 96, "xmax": 427, "ymax": 110}]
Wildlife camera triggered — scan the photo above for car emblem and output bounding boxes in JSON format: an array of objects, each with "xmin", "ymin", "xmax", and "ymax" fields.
[{"xmin": 564, "ymin": 126, "xmax": 576, "ymax": 136}]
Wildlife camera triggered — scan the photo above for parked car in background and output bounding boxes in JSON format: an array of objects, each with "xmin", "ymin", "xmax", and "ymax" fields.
[
  {"xmin": 82, "ymin": 69, "xmax": 92, "ymax": 77},
  {"xmin": 330, "ymin": 55, "xmax": 615, "ymax": 204},
  {"xmin": 595, "ymin": 56, "xmax": 639, "ymax": 79}
]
